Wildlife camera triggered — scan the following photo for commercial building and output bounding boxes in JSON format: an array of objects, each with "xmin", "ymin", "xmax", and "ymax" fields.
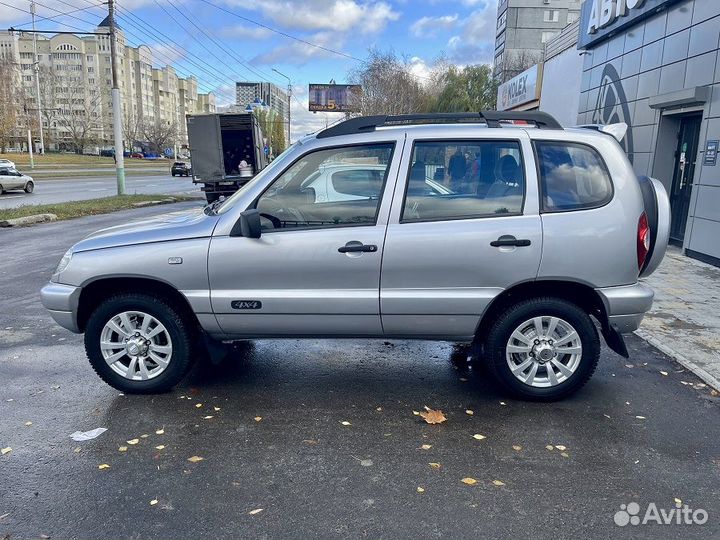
[
  {"xmin": 495, "ymin": 0, "xmax": 582, "ymax": 81},
  {"xmin": 236, "ymin": 81, "xmax": 289, "ymax": 125},
  {"xmin": 0, "ymin": 17, "xmax": 215, "ymax": 153},
  {"xmin": 577, "ymin": 0, "xmax": 720, "ymax": 266}
]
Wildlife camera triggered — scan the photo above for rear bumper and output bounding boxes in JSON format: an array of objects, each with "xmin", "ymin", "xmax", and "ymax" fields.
[
  {"xmin": 596, "ymin": 282, "xmax": 654, "ymax": 334},
  {"xmin": 40, "ymin": 283, "xmax": 82, "ymax": 333}
]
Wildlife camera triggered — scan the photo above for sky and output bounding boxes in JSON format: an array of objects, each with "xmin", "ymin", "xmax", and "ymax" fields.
[{"xmin": 0, "ymin": 0, "xmax": 499, "ymax": 140}]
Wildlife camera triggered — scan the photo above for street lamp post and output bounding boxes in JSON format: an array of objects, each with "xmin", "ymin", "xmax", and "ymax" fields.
[
  {"xmin": 108, "ymin": 0, "xmax": 125, "ymax": 195},
  {"xmin": 272, "ymin": 68, "xmax": 291, "ymax": 146}
]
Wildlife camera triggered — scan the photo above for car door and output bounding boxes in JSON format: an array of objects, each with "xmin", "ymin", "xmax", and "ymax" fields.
[
  {"xmin": 208, "ymin": 140, "xmax": 402, "ymax": 338},
  {"xmin": 380, "ymin": 131, "xmax": 543, "ymax": 339}
]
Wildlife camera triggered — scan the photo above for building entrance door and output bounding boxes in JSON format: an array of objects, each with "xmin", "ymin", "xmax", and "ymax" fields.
[{"xmin": 669, "ymin": 114, "xmax": 702, "ymax": 245}]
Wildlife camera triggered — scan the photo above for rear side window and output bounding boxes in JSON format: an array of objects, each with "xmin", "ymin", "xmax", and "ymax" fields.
[{"xmin": 535, "ymin": 141, "xmax": 613, "ymax": 212}]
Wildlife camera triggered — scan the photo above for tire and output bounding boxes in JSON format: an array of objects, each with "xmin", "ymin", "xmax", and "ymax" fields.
[
  {"xmin": 84, "ymin": 292, "xmax": 197, "ymax": 393},
  {"xmin": 0, "ymin": 184, "xmax": 4, "ymax": 194},
  {"xmin": 485, "ymin": 297, "xmax": 600, "ymax": 401},
  {"xmin": 171, "ymin": 172, "xmax": 176, "ymax": 177},
  {"xmin": 24, "ymin": 181, "xmax": 34, "ymax": 193}
]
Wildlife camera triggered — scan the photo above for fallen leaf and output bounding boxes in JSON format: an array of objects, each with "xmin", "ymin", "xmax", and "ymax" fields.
[
  {"xmin": 376, "ymin": 407, "xmax": 382, "ymax": 411},
  {"xmin": 302, "ymin": 439, "xmax": 318, "ymax": 445},
  {"xmin": 416, "ymin": 486, "xmax": 425, "ymax": 493},
  {"xmin": 118, "ymin": 446, "xmax": 128, "ymax": 452},
  {"xmin": 660, "ymin": 371, "xmax": 668, "ymax": 376},
  {"xmin": 465, "ymin": 409, "xmax": 474, "ymax": 415},
  {"xmin": 140, "ymin": 434, "xmax": 149, "ymax": 439},
  {"xmin": 603, "ymin": 414, "xmax": 611, "ymax": 419},
  {"xmin": 419, "ymin": 407, "xmax": 447, "ymax": 425},
  {"xmin": 98, "ymin": 463, "xmax": 110, "ymax": 470},
  {"xmin": 429, "ymin": 462, "xmax": 442, "ymax": 469},
  {"xmin": 554, "ymin": 445, "xmax": 567, "ymax": 451},
  {"xmin": 155, "ymin": 428, "xmax": 165, "ymax": 435},
  {"xmin": 203, "ymin": 415, "xmax": 214, "ymax": 420},
  {"xmin": 499, "ymin": 401, "xmax": 507, "ymax": 406},
  {"xmin": 1, "ymin": 447, "xmax": 11, "ymax": 455},
  {"xmin": 412, "ymin": 410, "xmax": 420, "ymax": 416},
  {"xmin": 635, "ymin": 415, "xmax": 646, "ymax": 420},
  {"xmin": 150, "ymin": 499, "xmax": 158, "ymax": 506},
  {"xmin": 255, "ymin": 416, "xmax": 263, "ymax": 422},
  {"xmin": 339, "ymin": 420, "xmax": 351, "ymax": 426},
  {"xmin": 492, "ymin": 480, "xmax": 505, "ymax": 486},
  {"xmin": 560, "ymin": 452, "xmax": 570, "ymax": 458},
  {"xmin": 420, "ymin": 444, "xmax": 432, "ymax": 450},
  {"xmin": 195, "ymin": 403, "xmax": 203, "ymax": 408},
  {"xmin": 711, "ymin": 390, "xmax": 719, "ymax": 397},
  {"xmin": 545, "ymin": 445, "xmax": 554, "ymax": 451},
  {"xmin": 461, "ymin": 477, "xmax": 477, "ymax": 485},
  {"xmin": 472, "ymin": 434, "xmax": 486, "ymax": 440},
  {"xmin": 459, "ymin": 377, "xmax": 468, "ymax": 382},
  {"xmin": 512, "ymin": 445, "xmax": 522, "ymax": 451},
  {"xmin": 360, "ymin": 459, "xmax": 373, "ymax": 467},
  {"xmin": 73, "ymin": 447, "xmax": 81, "ymax": 453},
  {"xmin": 248, "ymin": 508, "xmax": 264, "ymax": 515},
  {"xmin": 213, "ymin": 407, "xmax": 221, "ymax": 411},
  {"xmin": 24, "ymin": 421, "xmax": 32, "ymax": 426},
  {"xmin": 155, "ymin": 445, "xmax": 166, "ymax": 450},
  {"xmin": 187, "ymin": 455, "xmax": 204, "ymax": 463},
  {"xmin": 127, "ymin": 439, "xmax": 139, "ymax": 445},
  {"xmin": 674, "ymin": 497, "xmax": 682, "ymax": 506}
]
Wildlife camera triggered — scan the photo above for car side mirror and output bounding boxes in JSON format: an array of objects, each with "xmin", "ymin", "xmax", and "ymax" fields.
[{"xmin": 231, "ymin": 209, "xmax": 262, "ymax": 238}]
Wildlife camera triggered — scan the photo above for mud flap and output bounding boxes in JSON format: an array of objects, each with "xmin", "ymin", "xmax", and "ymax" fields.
[{"xmin": 601, "ymin": 323, "xmax": 629, "ymax": 358}]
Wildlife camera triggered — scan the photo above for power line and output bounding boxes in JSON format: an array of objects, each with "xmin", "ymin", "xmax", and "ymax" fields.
[
  {"xmin": 0, "ymin": 0, "xmax": 90, "ymax": 33},
  {"xmin": 194, "ymin": 0, "xmax": 364, "ymax": 63},
  {"xmin": 12, "ymin": 2, "xmax": 105, "ymax": 28}
]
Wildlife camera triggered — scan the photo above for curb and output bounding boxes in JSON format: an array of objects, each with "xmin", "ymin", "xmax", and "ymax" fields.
[
  {"xmin": 132, "ymin": 198, "xmax": 177, "ymax": 208},
  {"xmin": 635, "ymin": 328, "xmax": 720, "ymax": 391},
  {"xmin": 0, "ymin": 213, "xmax": 57, "ymax": 228}
]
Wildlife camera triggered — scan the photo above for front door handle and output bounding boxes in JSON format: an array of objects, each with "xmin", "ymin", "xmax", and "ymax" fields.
[
  {"xmin": 338, "ymin": 243, "xmax": 378, "ymax": 253},
  {"xmin": 490, "ymin": 235, "xmax": 531, "ymax": 247}
]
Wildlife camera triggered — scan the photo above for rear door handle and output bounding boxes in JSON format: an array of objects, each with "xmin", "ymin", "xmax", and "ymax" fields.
[
  {"xmin": 338, "ymin": 243, "xmax": 378, "ymax": 253},
  {"xmin": 490, "ymin": 235, "xmax": 531, "ymax": 247}
]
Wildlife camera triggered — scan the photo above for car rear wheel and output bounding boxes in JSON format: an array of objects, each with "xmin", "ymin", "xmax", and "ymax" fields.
[
  {"xmin": 0, "ymin": 184, "xmax": 4, "ymax": 194},
  {"xmin": 24, "ymin": 181, "xmax": 34, "ymax": 193},
  {"xmin": 84, "ymin": 293, "xmax": 196, "ymax": 393},
  {"xmin": 485, "ymin": 297, "xmax": 599, "ymax": 401}
]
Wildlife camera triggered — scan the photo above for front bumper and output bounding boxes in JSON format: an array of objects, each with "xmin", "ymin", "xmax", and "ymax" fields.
[
  {"xmin": 596, "ymin": 282, "xmax": 654, "ymax": 334},
  {"xmin": 40, "ymin": 283, "xmax": 82, "ymax": 333}
]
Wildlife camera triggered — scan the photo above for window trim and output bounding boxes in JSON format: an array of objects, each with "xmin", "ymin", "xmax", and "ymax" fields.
[
  {"xmin": 399, "ymin": 138, "xmax": 527, "ymax": 224},
  {"xmin": 532, "ymin": 140, "xmax": 615, "ymax": 214},
  {"xmin": 252, "ymin": 141, "xmax": 397, "ymax": 233}
]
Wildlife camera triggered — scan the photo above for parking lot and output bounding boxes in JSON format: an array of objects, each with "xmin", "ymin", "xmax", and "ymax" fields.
[{"xmin": 1, "ymin": 205, "xmax": 719, "ymax": 539}]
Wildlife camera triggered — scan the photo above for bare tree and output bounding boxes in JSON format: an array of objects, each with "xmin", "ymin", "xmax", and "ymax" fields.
[
  {"xmin": 123, "ymin": 108, "xmax": 142, "ymax": 151},
  {"xmin": 348, "ymin": 49, "xmax": 436, "ymax": 116},
  {"xmin": 52, "ymin": 74, "xmax": 107, "ymax": 154},
  {"xmin": 142, "ymin": 118, "xmax": 177, "ymax": 154},
  {"xmin": 495, "ymin": 50, "xmax": 543, "ymax": 83},
  {"xmin": 0, "ymin": 54, "xmax": 21, "ymax": 152}
]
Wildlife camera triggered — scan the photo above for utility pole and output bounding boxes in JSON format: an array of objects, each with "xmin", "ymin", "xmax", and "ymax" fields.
[
  {"xmin": 108, "ymin": 0, "xmax": 125, "ymax": 195},
  {"xmin": 272, "ymin": 68, "xmax": 291, "ymax": 145},
  {"xmin": 30, "ymin": 1, "xmax": 44, "ymax": 155}
]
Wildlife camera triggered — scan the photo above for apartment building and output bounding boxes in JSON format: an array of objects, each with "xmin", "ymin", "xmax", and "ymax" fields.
[
  {"xmin": 495, "ymin": 0, "xmax": 582, "ymax": 81},
  {"xmin": 0, "ymin": 17, "xmax": 215, "ymax": 152},
  {"xmin": 236, "ymin": 81, "xmax": 289, "ymax": 125}
]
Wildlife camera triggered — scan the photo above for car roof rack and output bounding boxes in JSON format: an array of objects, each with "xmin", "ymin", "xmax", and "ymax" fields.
[{"xmin": 316, "ymin": 110, "xmax": 562, "ymax": 138}]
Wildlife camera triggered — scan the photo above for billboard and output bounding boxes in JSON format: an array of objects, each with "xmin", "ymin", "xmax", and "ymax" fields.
[
  {"xmin": 497, "ymin": 64, "xmax": 542, "ymax": 111},
  {"xmin": 308, "ymin": 84, "xmax": 361, "ymax": 112}
]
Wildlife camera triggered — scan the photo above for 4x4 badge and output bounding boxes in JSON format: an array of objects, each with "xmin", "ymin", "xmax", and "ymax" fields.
[{"xmin": 231, "ymin": 300, "xmax": 262, "ymax": 310}]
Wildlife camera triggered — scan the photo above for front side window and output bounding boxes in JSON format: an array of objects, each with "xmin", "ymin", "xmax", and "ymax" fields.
[
  {"xmin": 535, "ymin": 141, "xmax": 613, "ymax": 212},
  {"xmin": 256, "ymin": 143, "xmax": 394, "ymax": 231},
  {"xmin": 402, "ymin": 140, "xmax": 525, "ymax": 222}
]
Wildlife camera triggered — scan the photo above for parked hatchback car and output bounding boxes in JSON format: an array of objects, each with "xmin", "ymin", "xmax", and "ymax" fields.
[
  {"xmin": 0, "ymin": 167, "xmax": 34, "ymax": 193},
  {"xmin": 0, "ymin": 158, "xmax": 16, "ymax": 170},
  {"xmin": 41, "ymin": 111, "xmax": 670, "ymax": 400},
  {"xmin": 171, "ymin": 161, "xmax": 192, "ymax": 177}
]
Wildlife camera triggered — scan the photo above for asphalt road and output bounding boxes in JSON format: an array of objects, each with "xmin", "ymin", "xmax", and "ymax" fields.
[
  {"xmin": 1, "ymin": 206, "xmax": 719, "ymax": 540},
  {"xmin": 0, "ymin": 174, "xmax": 201, "ymax": 209}
]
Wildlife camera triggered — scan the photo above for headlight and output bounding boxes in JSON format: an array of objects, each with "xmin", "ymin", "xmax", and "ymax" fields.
[{"xmin": 53, "ymin": 249, "xmax": 73, "ymax": 278}]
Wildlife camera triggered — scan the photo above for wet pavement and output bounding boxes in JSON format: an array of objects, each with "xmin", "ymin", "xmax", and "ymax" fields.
[{"xmin": 1, "ymin": 207, "xmax": 719, "ymax": 539}]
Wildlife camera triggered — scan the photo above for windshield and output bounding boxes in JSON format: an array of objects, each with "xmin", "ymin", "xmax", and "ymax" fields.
[{"xmin": 215, "ymin": 140, "xmax": 304, "ymax": 215}]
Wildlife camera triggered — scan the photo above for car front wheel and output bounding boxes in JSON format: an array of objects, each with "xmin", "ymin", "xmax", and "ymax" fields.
[
  {"xmin": 485, "ymin": 297, "xmax": 600, "ymax": 401},
  {"xmin": 24, "ymin": 181, "xmax": 34, "ymax": 193},
  {"xmin": 84, "ymin": 293, "xmax": 196, "ymax": 393}
]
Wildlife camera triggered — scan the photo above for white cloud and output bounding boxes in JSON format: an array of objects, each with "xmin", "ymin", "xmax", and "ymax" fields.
[
  {"xmin": 218, "ymin": 25, "xmax": 273, "ymax": 40},
  {"xmin": 223, "ymin": 0, "xmax": 399, "ymax": 34},
  {"xmin": 410, "ymin": 14, "xmax": 458, "ymax": 38},
  {"xmin": 445, "ymin": 2, "xmax": 497, "ymax": 64},
  {"xmin": 250, "ymin": 31, "xmax": 343, "ymax": 66},
  {"xmin": 148, "ymin": 43, "xmax": 185, "ymax": 64}
]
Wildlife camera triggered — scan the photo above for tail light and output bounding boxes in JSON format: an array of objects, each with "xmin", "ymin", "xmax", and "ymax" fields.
[{"xmin": 637, "ymin": 211, "xmax": 650, "ymax": 271}]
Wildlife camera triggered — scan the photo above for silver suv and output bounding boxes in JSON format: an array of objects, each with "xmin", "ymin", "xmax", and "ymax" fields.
[{"xmin": 41, "ymin": 111, "xmax": 670, "ymax": 400}]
